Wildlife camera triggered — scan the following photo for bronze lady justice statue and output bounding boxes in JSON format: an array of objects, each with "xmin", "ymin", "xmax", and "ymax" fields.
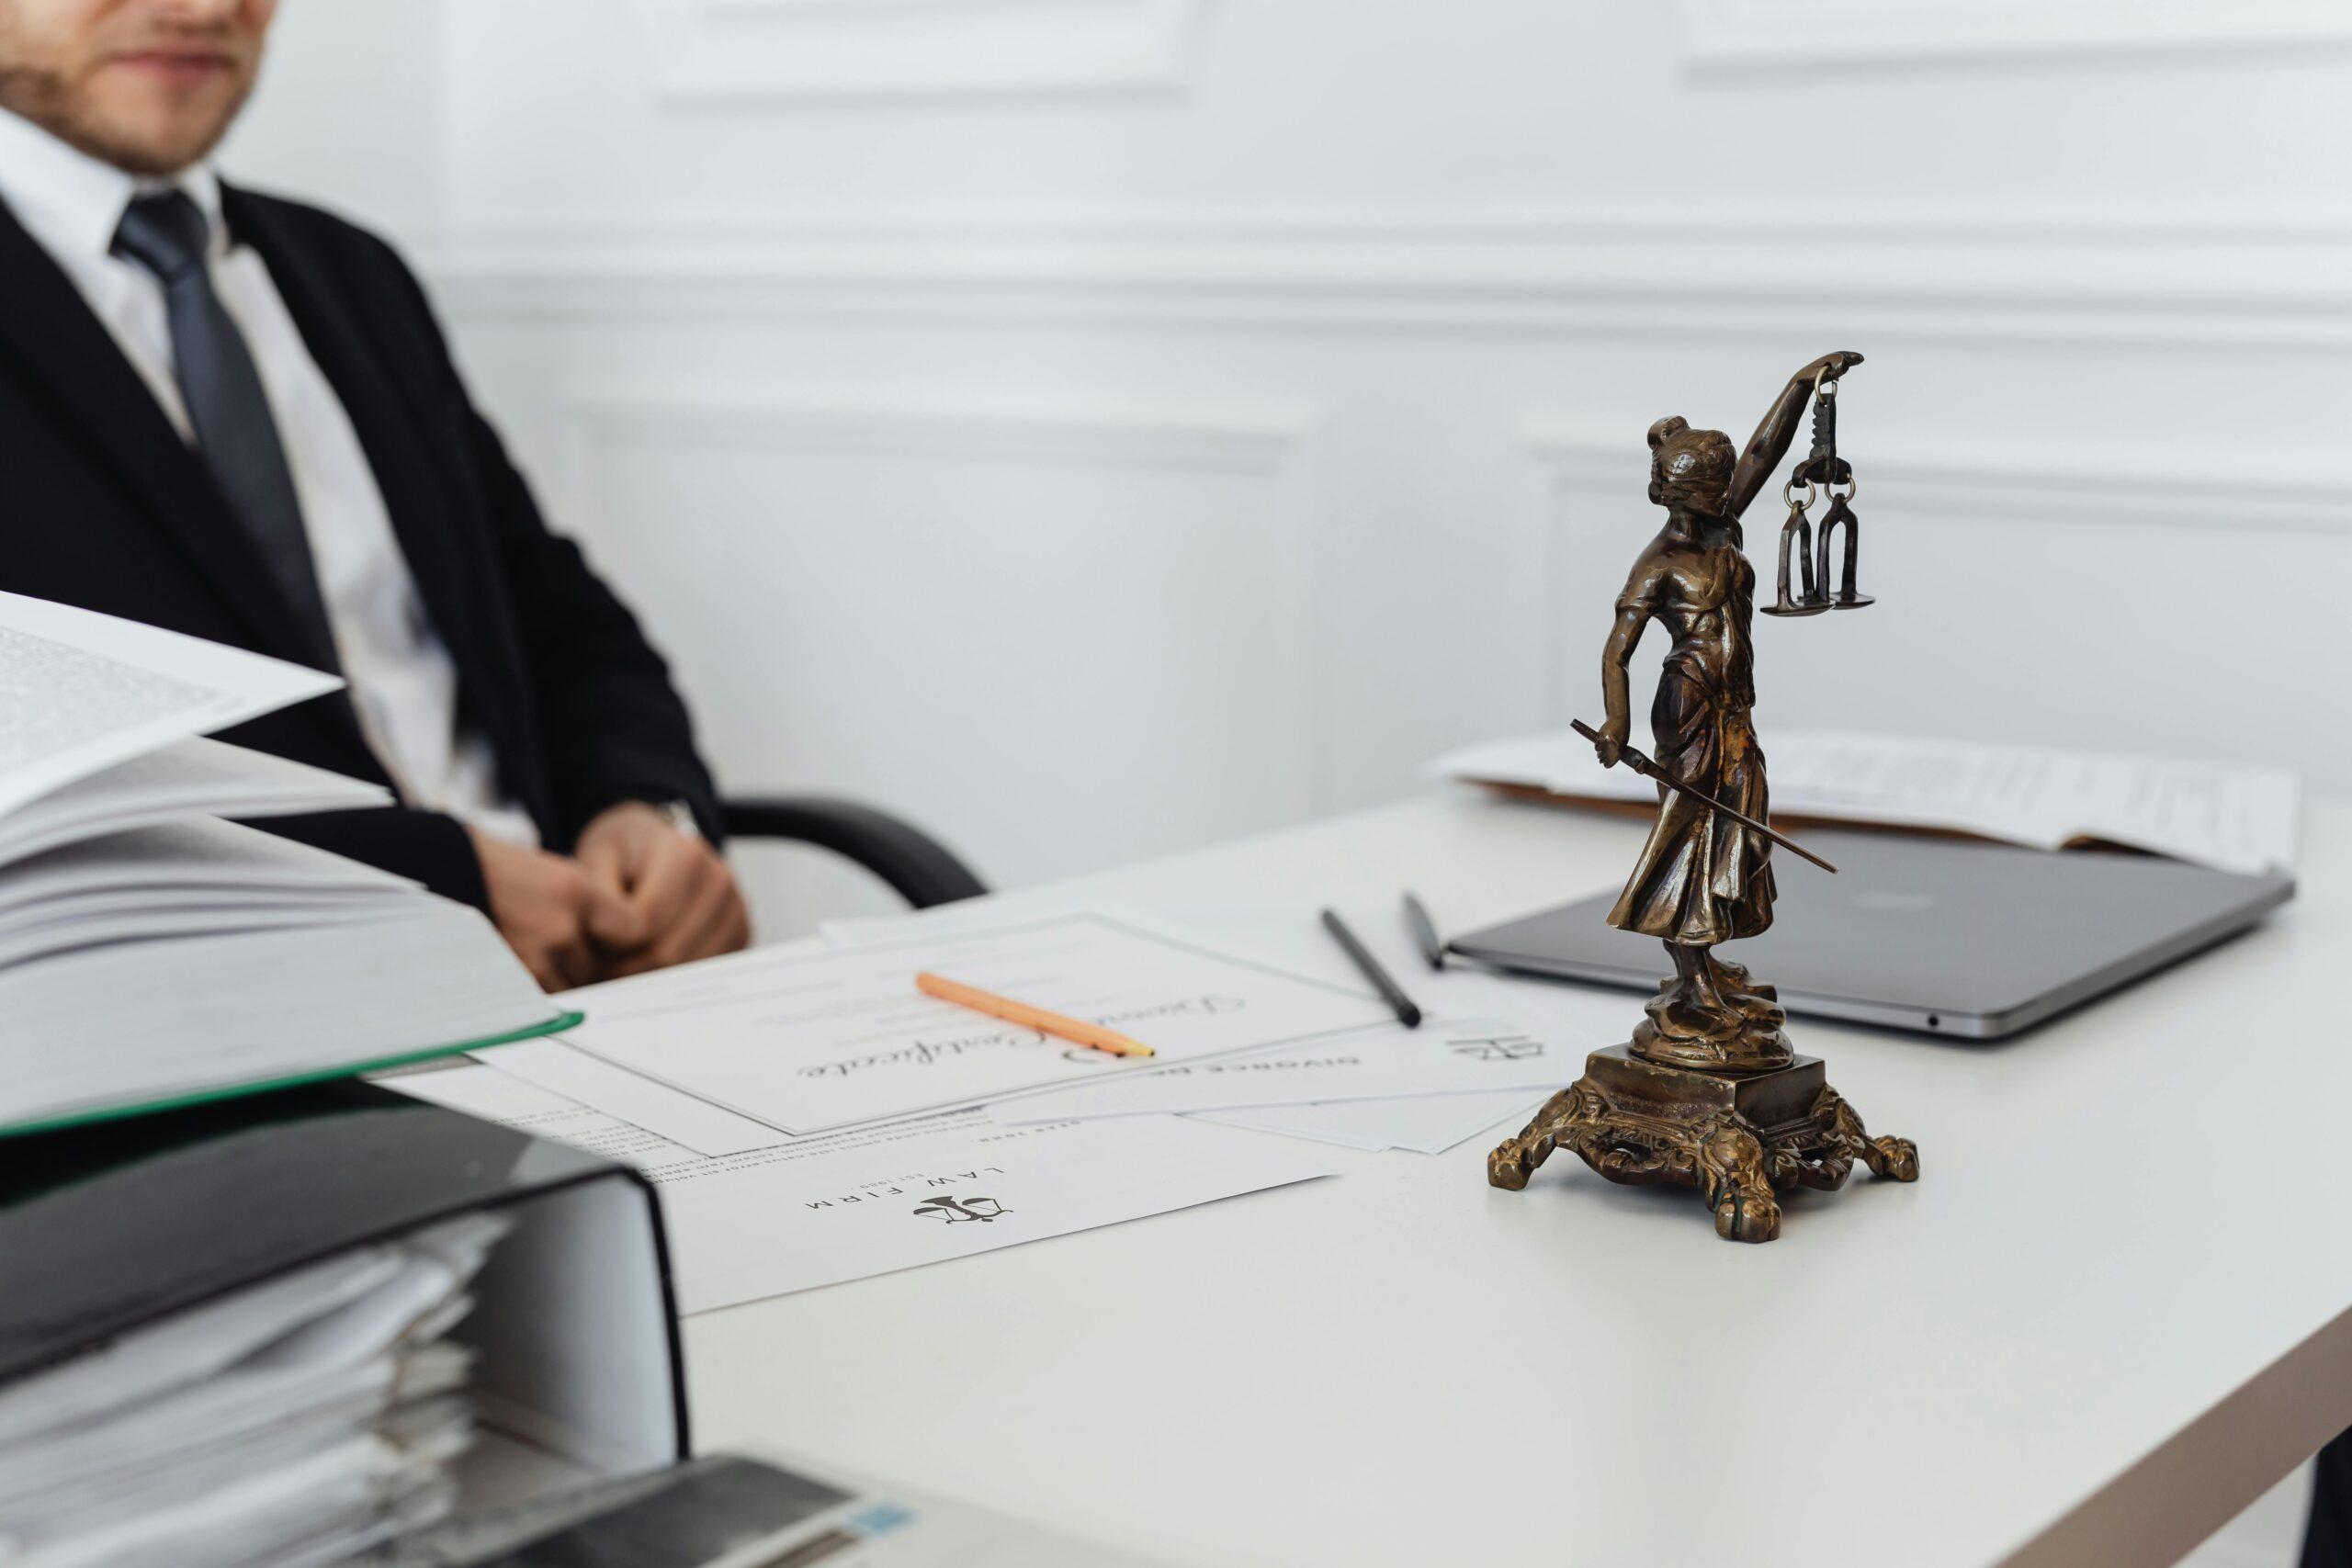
[{"xmin": 1487, "ymin": 352, "xmax": 1918, "ymax": 1242}]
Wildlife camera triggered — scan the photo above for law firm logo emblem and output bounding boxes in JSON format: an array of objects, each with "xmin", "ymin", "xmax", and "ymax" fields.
[
  {"xmin": 1447, "ymin": 1031, "xmax": 1545, "ymax": 1063},
  {"xmin": 912, "ymin": 1195, "xmax": 1012, "ymax": 1224}
]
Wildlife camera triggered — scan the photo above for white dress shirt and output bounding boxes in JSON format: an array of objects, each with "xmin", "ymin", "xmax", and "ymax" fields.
[{"xmin": 0, "ymin": 108, "xmax": 539, "ymax": 847}]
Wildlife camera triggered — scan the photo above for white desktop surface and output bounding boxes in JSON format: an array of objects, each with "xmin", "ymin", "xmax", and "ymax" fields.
[{"xmin": 684, "ymin": 793, "xmax": 2348, "ymax": 1567}]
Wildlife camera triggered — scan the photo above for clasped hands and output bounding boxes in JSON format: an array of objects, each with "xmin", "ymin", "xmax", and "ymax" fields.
[{"xmin": 469, "ymin": 801, "xmax": 752, "ymax": 991}]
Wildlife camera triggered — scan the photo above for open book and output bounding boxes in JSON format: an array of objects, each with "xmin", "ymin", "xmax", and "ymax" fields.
[{"xmin": 0, "ymin": 593, "xmax": 571, "ymax": 1136}]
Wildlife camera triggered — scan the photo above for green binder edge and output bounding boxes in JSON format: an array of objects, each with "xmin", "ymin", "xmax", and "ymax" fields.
[{"xmin": 0, "ymin": 1010, "xmax": 587, "ymax": 1143}]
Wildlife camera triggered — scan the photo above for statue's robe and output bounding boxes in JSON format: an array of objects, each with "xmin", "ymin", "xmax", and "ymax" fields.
[{"xmin": 1606, "ymin": 525, "xmax": 1777, "ymax": 945}]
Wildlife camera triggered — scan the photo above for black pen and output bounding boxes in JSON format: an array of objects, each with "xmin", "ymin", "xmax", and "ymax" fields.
[
  {"xmin": 1321, "ymin": 908, "xmax": 1422, "ymax": 1029},
  {"xmin": 1400, "ymin": 890, "xmax": 1446, "ymax": 971}
]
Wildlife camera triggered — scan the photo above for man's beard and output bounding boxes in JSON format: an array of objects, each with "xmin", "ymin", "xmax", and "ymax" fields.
[{"xmin": 0, "ymin": 59, "xmax": 252, "ymax": 177}]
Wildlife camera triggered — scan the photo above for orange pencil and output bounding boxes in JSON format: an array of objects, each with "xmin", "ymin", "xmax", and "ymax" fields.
[{"xmin": 914, "ymin": 972, "xmax": 1156, "ymax": 1058}]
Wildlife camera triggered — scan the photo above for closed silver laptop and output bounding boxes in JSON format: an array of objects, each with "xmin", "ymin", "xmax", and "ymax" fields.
[{"xmin": 1446, "ymin": 829, "xmax": 2294, "ymax": 1040}]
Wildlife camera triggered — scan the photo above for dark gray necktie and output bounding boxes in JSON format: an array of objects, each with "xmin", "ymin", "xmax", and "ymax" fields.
[{"xmin": 111, "ymin": 189, "xmax": 336, "ymax": 665}]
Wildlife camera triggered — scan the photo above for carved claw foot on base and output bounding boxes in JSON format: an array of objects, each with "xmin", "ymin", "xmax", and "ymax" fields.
[
  {"xmin": 1870, "ymin": 1137, "xmax": 1921, "ymax": 1182},
  {"xmin": 1487, "ymin": 1047, "xmax": 1917, "ymax": 1243},
  {"xmin": 1816, "ymin": 1087, "xmax": 1921, "ymax": 1184},
  {"xmin": 1486, "ymin": 1084, "xmax": 1599, "ymax": 1191},
  {"xmin": 1697, "ymin": 1122, "xmax": 1781, "ymax": 1243}
]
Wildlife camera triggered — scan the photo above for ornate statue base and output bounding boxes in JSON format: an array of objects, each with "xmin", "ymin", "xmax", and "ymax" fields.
[{"xmin": 1487, "ymin": 1045, "xmax": 1918, "ymax": 1243}]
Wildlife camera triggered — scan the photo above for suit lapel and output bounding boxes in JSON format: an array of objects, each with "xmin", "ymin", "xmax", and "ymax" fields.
[
  {"xmin": 221, "ymin": 186, "xmax": 529, "ymax": 776},
  {"xmin": 0, "ymin": 195, "xmax": 340, "ymax": 671}
]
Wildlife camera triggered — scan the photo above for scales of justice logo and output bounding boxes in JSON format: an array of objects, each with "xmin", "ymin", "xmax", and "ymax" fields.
[
  {"xmin": 1448, "ymin": 1031, "xmax": 1545, "ymax": 1063},
  {"xmin": 912, "ymin": 1196, "xmax": 1012, "ymax": 1224}
]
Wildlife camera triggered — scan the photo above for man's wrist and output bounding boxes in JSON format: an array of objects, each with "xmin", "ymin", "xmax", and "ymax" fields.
[{"xmin": 585, "ymin": 798, "xmax": 702, "ymax": 840}]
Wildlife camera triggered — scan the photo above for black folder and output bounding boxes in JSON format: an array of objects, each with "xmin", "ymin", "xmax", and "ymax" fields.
[{"xmin": 0, "ymin": 1078, "xmax": 688, "ymax": 1472}]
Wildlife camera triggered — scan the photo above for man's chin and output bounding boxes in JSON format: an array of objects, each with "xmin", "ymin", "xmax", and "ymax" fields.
[
  {"xmin": 22, "ymin": 84, "xmax": 249, "ymax": 177},
  {"xmin": 80, "ymin": 131, "xmax": 224, "ymax": 177}
]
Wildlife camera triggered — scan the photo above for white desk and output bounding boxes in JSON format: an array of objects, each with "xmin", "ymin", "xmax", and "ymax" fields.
[{"xmin": 686, "ymin": 793, "xmax": 2349, "ymax": 1567}]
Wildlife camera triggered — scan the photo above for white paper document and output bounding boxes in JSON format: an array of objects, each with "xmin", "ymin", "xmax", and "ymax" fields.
[
  {"xmin": 497, "ymin": 942, "xmax": 1569, "ymax": 1158},
  {"xmin": 1148, "ymin": 900, "xmax": 1632, "ymax": 1046},
  {"xmin": 0, "ymin": 1212, "xmax": 498, "ymax": 1568},
  {"xmin": 990, "ymin": 1014, "xmax": 1574, "ymax": 1123},
  {"xmin": 0, "ymin": 591, "xmax": 340, "ymax": 821},
  {"xmin": 394, "ymin": 1066, "xmax": 1333, "ymax": 1314},
  {"xmin": 826, "ymin": 900, "xmax": 1620, "ymax": 1156},
  {"xmin": 475, "ymin": 1035, "xmax": 786, "ymax": 1157},
  {"xmin": 552, "ymin": 910, "xmax": 1393, "ymax": 1136},
  {"xmin": 1132, "ymin": 905, "xmax": 1609, "ymax": 1153},
  {"xmin": 0, "ymin": 819, "xmax": 419, "ymax": 971},
  {"xmin": 1432, "ymin": 727, "xmax": 2300, "ymax": 874},
  {"xmin": 1198, "ymin": 1089, "xmax": 1547, "ymax": 1156}
]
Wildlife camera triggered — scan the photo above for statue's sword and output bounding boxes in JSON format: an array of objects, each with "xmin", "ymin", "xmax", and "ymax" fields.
[{"xmin": 1570, "ymin": 719, "xmax": 1838, "ymax": 874}]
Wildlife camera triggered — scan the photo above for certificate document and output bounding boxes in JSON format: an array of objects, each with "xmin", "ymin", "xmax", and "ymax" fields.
[
  {"xmin": 394, "ymin": 1065, "xmax": 1332, "ymax": 1313},
  {"xmin": 989, "ymin": 1014, "xmax": 1584, "ymax": 1123},
  {"xmin": 554, "ymin": 911, "xmax": 1394, "ymax": 1135}
]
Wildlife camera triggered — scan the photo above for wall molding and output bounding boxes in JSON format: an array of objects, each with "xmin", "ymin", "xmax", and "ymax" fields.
[
  {"xmin": 558, "ymin": 387, "xmax": 1314, "ymax": 477},
  {"xmin": 621, "ymin": 0, "xmax": 1219, "ymax": 106},
  {"xmin": 1520, "ymin": 417, "xmax": 2352, "ymax": 536},
  {"xmin": 422, "ymin": 209, "xmax": 2352, "ymax": 350},
  {"xmin": 552, "ymin": 385, "xmax": 1320, "ymax": 566},
  {"xmin": 1675, "ymin": 0, "xmax": 2352, "ymax": 71}
]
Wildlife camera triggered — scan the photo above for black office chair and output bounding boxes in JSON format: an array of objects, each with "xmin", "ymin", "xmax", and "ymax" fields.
[{"xmin": 718, "ymin": 795, "xmax": 988, "ymax": 910}]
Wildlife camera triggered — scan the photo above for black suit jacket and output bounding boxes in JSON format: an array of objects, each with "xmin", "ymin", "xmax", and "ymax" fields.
[{"xmin": 0, "ymin": 183, "xmax": 720, "ymax": 911}]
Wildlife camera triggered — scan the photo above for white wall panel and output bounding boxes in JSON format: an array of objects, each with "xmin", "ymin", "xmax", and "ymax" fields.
[{"xmin": 554, "ymin": 390, "xmax": 1322, "ymax": 889}]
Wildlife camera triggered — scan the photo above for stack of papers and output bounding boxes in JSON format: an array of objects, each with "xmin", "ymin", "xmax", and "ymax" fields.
[
  {"xmin": 403, "ymin": 901, "xmax": 1619, "ymax": 1314},
  {"xmin": 1431, "ymin": 727, "xmax": 2300, "ymax": 875},
  {"xmin": 0, "ymin": 1213, "xmax": 505, "ymax": 1568},
  {"xmin": 549, "ymin": 909, "xmax": 1403, "ymax": 1136},
  {"xmin": 0, "ymin": 593, "xmax": 566, "ymax": 1135},
  {"xmin": 984, "ymin": 906, "xmax": 1626, "ymax": 1156},
  {"xmin": 0, "ymin": 818, "xmax": 418, "ymax": 969},
  {"xmin": 400, "ymin": 1065, "xmax": 1338, "ymax": 1315}
]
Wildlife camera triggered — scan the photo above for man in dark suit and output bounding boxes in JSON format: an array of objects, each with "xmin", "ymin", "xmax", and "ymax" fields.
[{"xmin": 0, "ymin": 0, "xmax": 749, "ymax": 988}]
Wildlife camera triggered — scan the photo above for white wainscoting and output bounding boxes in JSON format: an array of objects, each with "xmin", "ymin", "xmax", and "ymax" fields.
[
  {"xmin": 552, "ymin": 388, "xmax": 1325, "ymax": 906},
  {"xmin": 423, "ymin": 209, "xmax": 2352, "ymax": 852},
  {"xmin": 424, "ymin": 211, "xmax": 2352, "ymax": 854}
]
